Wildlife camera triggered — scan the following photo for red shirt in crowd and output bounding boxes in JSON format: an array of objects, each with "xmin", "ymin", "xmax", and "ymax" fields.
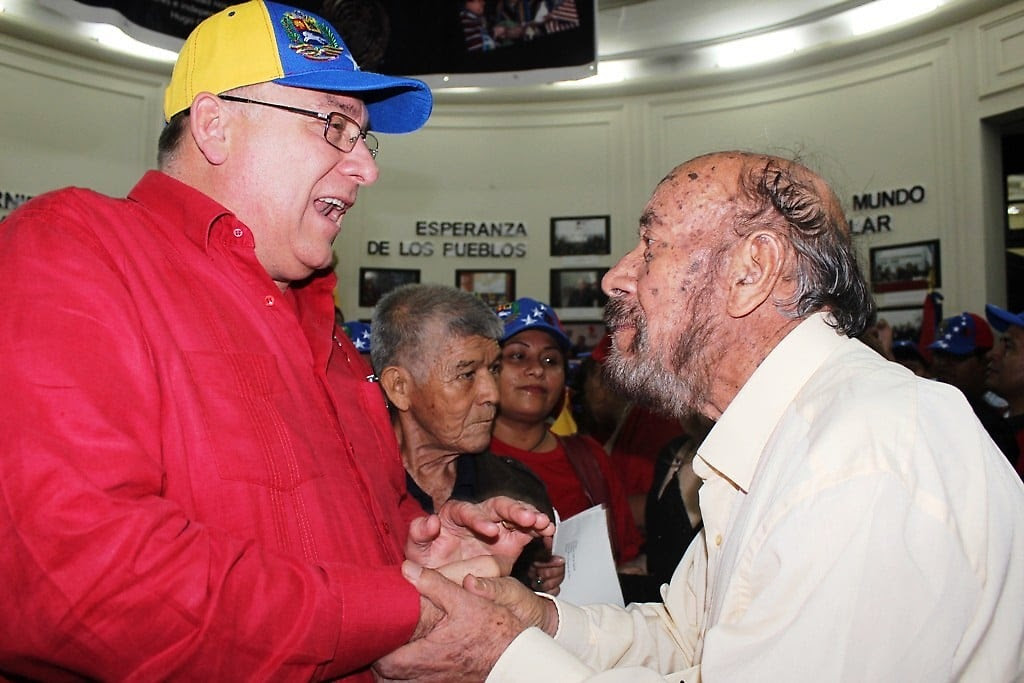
[
  {"xmin": 0, "ymin": 172, "xmax": 421, "ymax": 680},
  {"xmin": 490, "ymin": 433, "xmax": 642, "ymax": 562},
  {"xmin": 607, "ymin": 405, "xmax": 685, "ymax": 499}
]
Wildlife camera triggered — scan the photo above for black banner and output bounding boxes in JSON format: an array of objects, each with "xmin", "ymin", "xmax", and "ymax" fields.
[{"xmin": 45, "ymin": 1, "xmax": 596, "ymax": 82}]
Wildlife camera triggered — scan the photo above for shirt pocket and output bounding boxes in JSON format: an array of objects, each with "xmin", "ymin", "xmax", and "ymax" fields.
[{"xmin": 184, "ymin": 351, "xmax": 324, "ymax": 490}]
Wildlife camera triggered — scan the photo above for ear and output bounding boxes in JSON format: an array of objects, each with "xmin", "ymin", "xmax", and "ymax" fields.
[
  {"xmin": 378, "ymin": 366, "xmax": 412, "ymax": 412},
  {"xmin": 725, "ymin": 231, "xmax": 787, "ymax": 318},
  {"xmin": 188, "ymin": 92, "xmax": 231, "ymax": 166}
]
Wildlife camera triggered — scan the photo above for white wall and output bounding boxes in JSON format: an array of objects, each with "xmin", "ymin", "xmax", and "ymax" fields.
[
  {"xmin": 2, "ymin": 2, "xmax": 1023, "ymax": 323},
  {"xmin": 0, "ymin": 33, "xmax": 165, "ymax": 201},
  {"xmin": 339, "ymin": 1, "xmax": 1024, "ymax": 321}
]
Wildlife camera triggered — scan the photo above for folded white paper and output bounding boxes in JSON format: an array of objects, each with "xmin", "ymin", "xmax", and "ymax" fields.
[{"xmin": 551, "ymin": 504, "xmax": 624, "ymax": 607}]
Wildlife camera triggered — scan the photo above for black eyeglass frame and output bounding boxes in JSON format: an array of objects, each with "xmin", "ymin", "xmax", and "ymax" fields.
[{"xmin": 218, "ymin": 94, "xmax": 378, "ymax": 159}]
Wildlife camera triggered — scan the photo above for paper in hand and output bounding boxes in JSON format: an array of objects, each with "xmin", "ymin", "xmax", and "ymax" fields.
[{"xmin": 551, "ymin": 504, "xmax": 624, "ymax": 607}]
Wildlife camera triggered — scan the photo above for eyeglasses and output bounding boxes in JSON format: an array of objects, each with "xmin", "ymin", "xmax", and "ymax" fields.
[{"xmin": 219, "ymin": 95, "xmax": 379, "ymax": 159}]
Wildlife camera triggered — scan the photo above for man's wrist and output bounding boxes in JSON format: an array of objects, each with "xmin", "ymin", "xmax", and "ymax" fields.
[{"xmin": 534, "ymin": 591, "xmax": 561, "ymax": 636}]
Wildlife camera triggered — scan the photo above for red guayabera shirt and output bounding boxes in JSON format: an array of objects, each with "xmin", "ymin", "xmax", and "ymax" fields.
[{"xmin": 0, "ymin": 172, "xmax": 420, "ymax": 680}]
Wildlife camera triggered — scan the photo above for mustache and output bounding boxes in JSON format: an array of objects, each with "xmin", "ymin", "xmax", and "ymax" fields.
[
  {"xmin": 604, "ymin": 298, "xmax": 645, "ymax": 354},
  {"xmin": 603, "ymin": 298, "xmax": 629, "ymax": 330}
]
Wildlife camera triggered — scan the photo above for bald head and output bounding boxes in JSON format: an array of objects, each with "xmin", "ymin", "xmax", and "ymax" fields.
[{"xmin": 654, "ymin": 151, "xmax": 871, "ymax": 337}]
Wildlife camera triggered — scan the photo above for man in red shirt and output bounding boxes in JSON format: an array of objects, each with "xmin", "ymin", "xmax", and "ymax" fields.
[{"xmin": 0, "ymin": 2, "xmax": 550, "ymax": 679}]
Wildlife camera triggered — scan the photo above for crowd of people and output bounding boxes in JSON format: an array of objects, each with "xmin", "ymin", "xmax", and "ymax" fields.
[
  {"xmin": 867, "ymin": 307, "xmax": 1024, "ymax": 478},
  {"xmin": 461, "ymin": 0, "xmax": 581, "ymax": 52},
  {"xmin": 1, "ymin": 1, "xmax": 1022, "ymax": 681}
]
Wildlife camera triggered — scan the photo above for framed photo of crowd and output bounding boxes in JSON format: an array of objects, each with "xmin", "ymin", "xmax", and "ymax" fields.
[
  {"xmin": 550, "ymin": 267, "xmax": 609, "ymax": 308},
  {"xmin": 561, "ymin": 320, "xmax": 607, "ymax": 354},
  {"xmin": 455, "ymin": 269, "xmax": 516, "ymax": 307},
  {"xmin": 876, "ymin": 305, "xmax": 925, "ymax": 342},
  {"xmin": 869, "ymin": 239, "xmax": 941, "ymax": 293},
  {"xmin": 550, "ymin": 215, "xmax": 611, "ymax": 256},
  {"xmin": 358, "ymin": 267, "xmax": 420, "ymax": 307}
]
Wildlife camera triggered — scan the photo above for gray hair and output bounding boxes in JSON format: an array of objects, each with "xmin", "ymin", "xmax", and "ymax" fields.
[
  {"xmin": 371, "ymin": 283, "xmax": 503, "ymax": 377},
  {"xmin": 734, "ymin": 154, "xmax": 874, "ymax": 337}
]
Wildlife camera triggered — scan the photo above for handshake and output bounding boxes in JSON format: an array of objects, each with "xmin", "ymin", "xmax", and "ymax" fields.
[{"xmin": 381, "ymin": 496, "xmax": 564, "ymax": 682}]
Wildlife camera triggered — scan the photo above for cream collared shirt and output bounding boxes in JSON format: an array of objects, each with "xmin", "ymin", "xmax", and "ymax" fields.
[{"xmin": 489, "ymin": 313, "xmax": 1024, "ymax": 682}]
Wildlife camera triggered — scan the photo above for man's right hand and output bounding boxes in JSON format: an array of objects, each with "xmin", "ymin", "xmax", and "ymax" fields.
[
  {"xmin": 374, "ymin": 562, "xmax": 528, "ymax": 682},
  {"xmin": 464, "ymin": 571, "xmax": 559, "ymax": 636}
]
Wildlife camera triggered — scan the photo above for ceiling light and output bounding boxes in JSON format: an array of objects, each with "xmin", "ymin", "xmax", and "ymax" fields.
[
  {"xmin": 81, "ymin": 22, "xmax": 178, "ymax": 62},
  {"xmin": 714, "ymin": 28, "xmax": 803, "ymax": 69},
  {"xmin": 847, "ymin": 0, "xmax": 942, "ymax": 36}
]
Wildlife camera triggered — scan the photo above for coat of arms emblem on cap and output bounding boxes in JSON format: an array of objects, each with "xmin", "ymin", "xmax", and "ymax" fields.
[{"xmin": 281, "ymin": 10, "xmax": 346, "ymax": 62}]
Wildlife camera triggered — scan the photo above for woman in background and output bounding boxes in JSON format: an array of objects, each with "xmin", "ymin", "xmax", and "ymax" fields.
[{"xmin": 490, "ymin": 298, "xmax": 642, "ymax": 572}]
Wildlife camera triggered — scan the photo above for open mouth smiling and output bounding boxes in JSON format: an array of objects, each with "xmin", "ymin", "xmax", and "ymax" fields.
[{"xmin": 315, "ymin": 196, "xmax": 350, "ymax": 226}]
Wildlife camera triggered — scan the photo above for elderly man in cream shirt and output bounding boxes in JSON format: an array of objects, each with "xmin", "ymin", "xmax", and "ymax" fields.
[{"xmin": 374, "ymin": 151, "xmax": 1024, "ymax": 683}]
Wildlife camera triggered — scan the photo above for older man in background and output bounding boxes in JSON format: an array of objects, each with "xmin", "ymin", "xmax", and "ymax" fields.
[
  {"xmin": 375, "ymin": 151, "xmax": 1024, "ymax": 682},
  {"xmin": 372, "ymin": 284, "xmax": 565, "ymax": 594}
]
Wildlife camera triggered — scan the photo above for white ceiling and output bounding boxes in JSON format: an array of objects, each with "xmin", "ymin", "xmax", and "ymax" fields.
[
  {"xmin": 0, "ymin": 0, "xmax": 1015, "ymax": 97},
  {"xmin": 598, "ymin": 0, "xmax": 866, "ymax": 57}
]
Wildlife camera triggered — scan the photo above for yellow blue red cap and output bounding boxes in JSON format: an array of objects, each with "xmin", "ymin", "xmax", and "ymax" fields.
[{"xmin": 163, "ymin": 1, "xmax": 432, "ymax": 133}]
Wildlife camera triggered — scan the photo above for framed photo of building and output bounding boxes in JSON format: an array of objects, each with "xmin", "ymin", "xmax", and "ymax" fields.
[
  {"xmin": 455, "ymin": 269, "xmax": 516, "ymax": 307},
  {"xmin": 550, "ymin": 267, "xmax": 609, "ymax": 308},
  {"xmin": 550, "ymin": 215, "xmax": 611, "ymax": 256},
  {"xmin": 358, "ymin": 267, "xmax": 420, "ymax": 307},
  {"xmin": 869, "ymin": 239, "xmax": 940, "ymax": 293}
]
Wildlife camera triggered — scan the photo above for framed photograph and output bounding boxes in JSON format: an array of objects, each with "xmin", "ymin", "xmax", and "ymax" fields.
[
  {"xmin": 869, "ymin": 239, "xmax": 941, "ymax": 293},
  {"xmin": 550, "ymin": 215, "xmax": 611, "ymax": 256},
  {"xmin": 455, "ymin": 269, "xmax": 516, "ymax": 307},
  {"xmin": 358, "ymin": 267, "xmax": 420, "ymax": 307},
  {"xmin": 876, "ymin": 306, "xmax": 924, "ymax": 342},
  {"xmin": 550, "ymin": 267, "xmax": 609, "ymax": 308},
  {"xmin": 561, "ymin": 320, "xmax": 606, "ymax": 354}
]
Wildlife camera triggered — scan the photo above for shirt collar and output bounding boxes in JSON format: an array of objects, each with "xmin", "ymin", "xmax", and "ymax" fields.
[
  {"xmin": 130, "ymin": 171, "xmax": 340, "ymax": 366},
  {"xmin": 127, "ymin": 170, "xmax": 232, "ymax": 251},
  {"xmin": 698, "ymin": 312, "xmax": 849, "ymax": 492},
  {"xmin": 405, "ymin": 455, "xmax": 477, "ymax": 514}
]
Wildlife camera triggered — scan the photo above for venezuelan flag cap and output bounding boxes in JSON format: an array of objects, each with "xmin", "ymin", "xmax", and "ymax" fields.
[
  {"xmin": 495, "ymin": 298, "xmax": 571, "ymax": 352},
  {"xmin": 163, "ymin": 1, "xmax": 432, "ymax": 133}
]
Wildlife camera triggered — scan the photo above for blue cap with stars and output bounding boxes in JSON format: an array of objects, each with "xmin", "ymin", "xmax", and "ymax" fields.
[
  {"xmin": 985, "ymin": 303, "xmax": 1024, "ymax": 333},
  {"xmin": 927, "ymin": 312, "xmax": 994, "ymax": 356},
  {"xmin": 342, "ymin": 320, "xmax": 372, "ymax": 353},
  {"xmin": 495, "ymin": 297, "xmax": 570, "ymax": 351}
]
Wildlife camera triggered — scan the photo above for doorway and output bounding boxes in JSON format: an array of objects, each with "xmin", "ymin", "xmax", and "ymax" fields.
[{"xmin": 1002, "ymin": 131, "xmax": 1024, "ymax": 312}]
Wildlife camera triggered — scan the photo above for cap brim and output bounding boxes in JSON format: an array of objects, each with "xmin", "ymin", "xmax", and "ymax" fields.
[
  {"xmin": 927, "ymin": 342, "xmax": 973, "ymax": 355},
  {"xmin": 505, "ymin": 323, "xmax": 571, "ymax": 351},
  {"xmin": 985, "ymin": 303, "xmax": 1024, "ymax": 333},
  {"xmin": 276, "ymin": 70, "xmax": 432, "ymax": 134}
]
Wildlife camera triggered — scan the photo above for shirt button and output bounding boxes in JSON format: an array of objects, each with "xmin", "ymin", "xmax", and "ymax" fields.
[
  {"xmin": 232, "ymin": 227, "xmax": 244, "ymax": 238},
  {"xmin": 264, "ymin": 295, "xmax": 275, "ymax": 307},
  {"xmin": 715, "ymin": 533, "xmax": 723, "ymax": 547},
  {"xmin": 382, "ymin": 522, "xmax": 391, "ymax": 534}
]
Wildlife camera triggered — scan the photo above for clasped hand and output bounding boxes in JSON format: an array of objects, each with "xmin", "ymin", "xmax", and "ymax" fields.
[
  {"xmin": 374, "ymin": 562, "xmax": 559, "ymax": 682},
  {"xmin": 380, "ymin": 496, "xmax": 556, "ymax": 682}
]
